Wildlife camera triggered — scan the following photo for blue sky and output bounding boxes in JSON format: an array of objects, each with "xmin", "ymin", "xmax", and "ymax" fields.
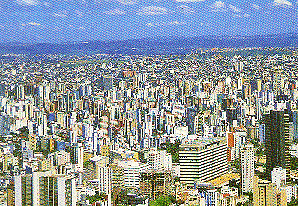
[{"xmin": 0, "ymin": 0, "xmax": 297, "ymax": 43}]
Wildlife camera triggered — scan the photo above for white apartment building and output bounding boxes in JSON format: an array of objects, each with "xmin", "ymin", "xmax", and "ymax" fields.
[
  {"xmin": 271, "ymin": 167, "xmax": 286, "ymax": 189},
  {"xmin": 118, "ymin": 160, "xmax": 149, "ymax": 189},
  {"xmin": 96, "ymin": 166, "xmax": 112, "ymax": 194},
  {"xmin": 241, "ymin": 144, "xmax": 255, "ymax": 193},
  {"xmin": 146, "ymin": 149, "xmax": 172, "ymax": 171}
]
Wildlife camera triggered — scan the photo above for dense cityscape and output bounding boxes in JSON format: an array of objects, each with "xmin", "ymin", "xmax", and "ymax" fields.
[{"xmin": 0, "ymin": 46, "xmax": 298, "ymax": 206}]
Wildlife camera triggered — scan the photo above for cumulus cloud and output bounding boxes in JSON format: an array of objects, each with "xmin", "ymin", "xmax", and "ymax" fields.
[
  {"xmin": 138, "ymin": 6, "xmax": 168, "ymax": 15},
  {"xmin": 16, "ymin": 0, "xmax": 39, "ymax": 6},
  {"xmin": 104, "ymin": 8, "xmax": 126, "ymax": 15},
  {"xmin": 228, "ymin": 4, "xmax": 241, "ymax": 13},
  {"xmin": 273, "ymin": 0, "xmax": 293, "ymax": 7},
  {"xmin": 210, "ymin": 1, "xmax": 225, "ymax": 11},
  {"xmin": 210, "ymin": 1, "xmax": 243, "ymax": 14}
]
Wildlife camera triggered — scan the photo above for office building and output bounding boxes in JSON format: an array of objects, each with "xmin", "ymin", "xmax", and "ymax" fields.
[
  {"xmin": 264, "ymin": 110, "xmax": 291, "ymax": 179},
  {"xmin": 179, "ymin": 138, "xmax": 229, "ymax": 187}
]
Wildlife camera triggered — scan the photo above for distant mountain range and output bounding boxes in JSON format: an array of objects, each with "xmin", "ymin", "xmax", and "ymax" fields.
[{"xmin": 0, "ymin": 33, "xmax": 298, "ymax": 55}]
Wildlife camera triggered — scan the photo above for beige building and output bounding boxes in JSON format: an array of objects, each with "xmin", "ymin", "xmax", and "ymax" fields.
[{"xmin": 253, "ymin": 176, "xmax": 287, "ymax": 206}]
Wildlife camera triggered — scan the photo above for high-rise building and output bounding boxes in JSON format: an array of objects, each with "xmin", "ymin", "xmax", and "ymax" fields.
[
  {"xmin": 146, "ymin": 149, "xmax": 172, "ymax": 171},
  {"xmin": 8, "ymin": 173, "xmax": 77, "ymax": 206},
  {"xmin": 0, "ymin": 113, "xmax": 10, "ymax": 135},
  {"xmin": 271, "ymin": 167, "xmax": 286, "ymax": 189},
  {"xmin": 264, "ymin": 110, "xmax": 291, "ymax": 180},
  {"xmin": 118, "ymin": 160, "xmax": 149, "ymax": 189},
  {"xmin": 241, "ymin": 144, "xmax": 255, "ymax": 193},
  {"xmin": 70, "ymin": 143, "xmax": 84, "ymax": 171},
  {"xmin": 292, "ymin": 110, "xmax": 298, "ymax": 140},
  {"xmin": 253, "ymin": 176, "xmax": 287, "ymax": 206},
  {"xmin": 96, "ymin": 166, "xmax": 112, "ymax": 194},
  {"xmin": 139, "ymin": 171, "xmax": 172, "ymax": 200},
  {"xmin": 39, "ymin": 175, "xmax": 77, "ymax": 206},
  {"xmin": 110, "ymin": 163, "xmax": 124, "ymax": 189},
  {"xmin": 102, "ymin": 75, "xmax": 113, "ymax": 91},
  {"xmin": 179, "ymin": 139, "xmax": 228, "ymax": 187}
]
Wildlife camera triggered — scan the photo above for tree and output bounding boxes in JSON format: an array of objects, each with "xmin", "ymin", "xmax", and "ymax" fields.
[
  {"xmin": 83, "ymin": 160, "xmax": 94, "ymax": 169},
  {"xmin": 289, "ymin": 156, "xmax": 298, "ymax": 170},
  {"xmin": 160, "ymin": 140, "xmax": 180, "ymax": 163},
  {"xmin": 231, "ymin": 158, "xmax": 241, "ymax": 172},
  {"xmin": 18, "ymin": 126, "xmax": 29, "ymax": 138},
  {"xmin": 288, "ymin": 196, "xmax": 298, "ymax": 206},
  {"xmin": 86, "ymin": 193, "xmax": 108, "ymax": 205},
  {"xmin": 149, "ymin": 195, "xmax": 174, "ymax": 206},
  {"xmin": 112, "ymin": 187, "xmax": 128, "ymax": 206}
]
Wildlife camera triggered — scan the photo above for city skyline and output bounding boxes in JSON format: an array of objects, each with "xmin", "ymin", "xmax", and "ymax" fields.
[{"xmin": 0, "ymin": 1, "xmax": 298, "ymax": 205}]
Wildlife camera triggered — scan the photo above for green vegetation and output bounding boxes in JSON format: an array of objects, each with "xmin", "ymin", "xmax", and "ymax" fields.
[
  {"xmin": 231, "ymin": 158, "xmax": 241, "ymax": 172},
  {"xmin": 112, "ymin": 187, "xmax": 128, "ymax": 206},
  {"xmin": 237, "ymin": 202, "xmax": 251, "ymax": 206},
  {"xmin": 288, "ymin": 197, "xmax": 298, "ymax": 206},
  {"xmin": 86, "ymin": 193, "xmax": 108, "ymax": 204},
  {"xmin": 160, "ymin": 140, "xmax": 180, "ymax": 163},
  {"xmin": 18, "ymin": 126, "xmax": 29, "ymax": 138},
  {"xmin": 149, "ymin": 195, "xmax": 174, "ymax": 206},
  {"xmin": 251, "ymin": 137, "xmax": 264, "ymax": 157},
  {"xmin": 289, "ymin": 156, "xmax": 298, "ymax": 170},
  {"xmin": 83, "ymin": 160, "xmax": 94, "ymax": 169}
]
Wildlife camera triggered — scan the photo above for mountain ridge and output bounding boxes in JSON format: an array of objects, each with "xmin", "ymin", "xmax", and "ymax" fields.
[{"xmin": 0, "ymin": 33, "xmax": 298, "ymax": 55}]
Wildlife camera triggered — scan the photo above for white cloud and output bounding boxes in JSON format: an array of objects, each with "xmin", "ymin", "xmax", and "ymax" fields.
[
  {"xmin": 210, "ymin": 1, "xmax": 243, "ymax": 14},
  {"xmin": 28, "ymin": 22, "xmax": 41, "ymax": 26},
  {"xmin": 21, "ymin": 22, "xmax": 41, "ymax": 26},
  {"xmin": 16, "ymin": 0, "xmax": 39, "ymax": 6},
  {"xmin": 273, "ymin": 0, "xmax": 293, "ymax": 6},
  {"xmin": 177, "ymin": 5, "xmax": 195, "ymax": 13},
  {"xmin": 53, "ymin": 13, "xmax": 67, "ymax": 17},
  {"xmin": 210, "ymin": 1, "xmax": 225, "ymax": 11},
  {"xmin": 43, "ymin": 2, "xmax": 50, "ymax": 7},
  {"xmin": 211, "ymin": 1, "xmax": 225, "ymax": 8},
  {"xmin": 117, "ymin": 0, "xmax": 137, "ymax": 5},
  {"xmin": 104, "ymin": 8, "xmax": 126, "ymax": 15},
  {"xmin": 138, "ymin": 6, "xmax": 168, "ymax": 15},
  {"xmin": 176, "ymin": 0, "xmax": 204, "ymax": 2},
  {"xmin": 146, "ymin": 23, "xmax": 154, "ymax": 27},
  {"xmin": 53, "ymin": 11, "xmax": 68, "ymax": 18},
  {"xmin": 146, "ymin": 21, "xmax": 186, "ymax": 27},
  {"xmin": 233, "ymin": 13, "xmax": 250, "ymax": 18},
  {"xmin": 229, "ymin": 4, "xmax": 241, "ymax": 13},
  {"xmin": 252, "ymin": 4, "xmax": 261, "ymax": 10},
  {"xmin": 169, "ymin": 21, "xmax": 186, "ymax": 25}
]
